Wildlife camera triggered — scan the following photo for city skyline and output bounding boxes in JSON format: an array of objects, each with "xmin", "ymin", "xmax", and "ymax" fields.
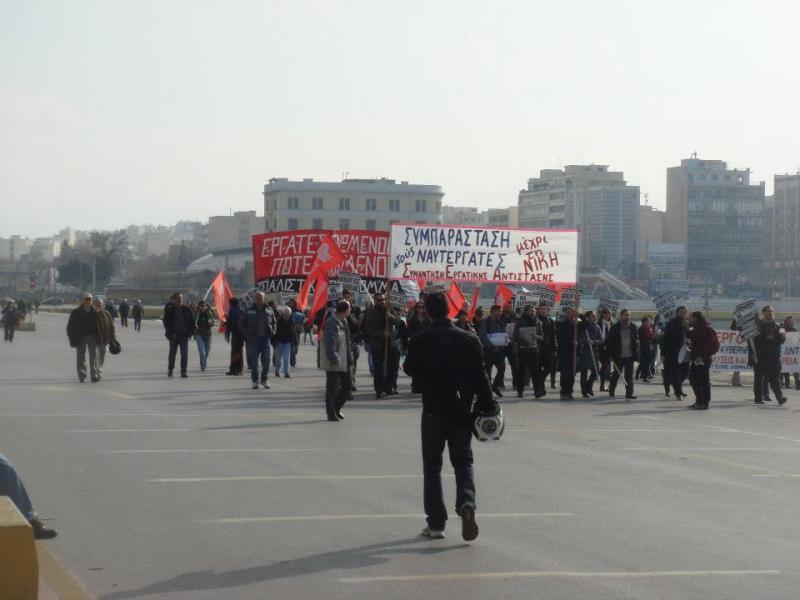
[{"xmin": 3, "ymin": 0, "xmax": 799, "ymax": 238}]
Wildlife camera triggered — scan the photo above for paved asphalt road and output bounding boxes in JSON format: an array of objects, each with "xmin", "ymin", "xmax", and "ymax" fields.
[{"xmin": 2, "ymin": 312, "xmax": 800, "ymax": 599}]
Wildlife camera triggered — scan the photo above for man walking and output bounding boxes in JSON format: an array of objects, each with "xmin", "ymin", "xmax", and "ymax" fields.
[
  {"xmin": 754, "ymin": 305, "xmax": 787, "ymax": 405},
  {"xmin": 536, "ymin": 302, "xmax": 557, "ymax": 395},
  {"xmin": 513, "ymin": 304, "xmax": 543, "ymax": 398},
  {"xmin": 478, "ymin": 304, "xmax": 508, "ymax": 397},
  {"xmin": 321, "ymin": 299, "xmax": 353, "ymax": 421},
  {"xmin": 2, "ymin": 300, "xmax": 19, "ymax": 342},
  {"xmin": 163, "ymin": 292, "xmax": 195, "ymax": 378},
  {"xmin": 93, "ymin": 297, "xmax": 116, "ymax": 380},
  {"xmin": 555, "ymin": 308, "xmax": 578, "ymax": 399},
  {"xmin": 403, "ymin": 293, "xmax": 501, "ymax": 541},
  {"xmin": 66, "ymin": 292, "xmax": 100, "ymax": 383},
  {"xmin": 607, "ymin": 308, "xmax": 639, "ymax": 400},
  {"xmin": 194, "ymin": 299, "xmax": 215, "ymax": 372},
  {"xmin": 661, "ymin": 306, "xmax": 688, "ymax": 399},
  {"xmin": 225, "ymin": 297, "xmax": 244, "ymax": 375},
  {"xmin": 119, "ymin": 298, "xmax": 130, "ymax": 327},
  {"xmin": 362, "ymin": 293, "xmax": 399, "ymax": 399},
  {"xmin": 131, "ymin": 299, "xmax": 144, "ymax": 332},
  {"xmin": 239, "ymin": 291, "xmax": 275, "ymax": 389}
]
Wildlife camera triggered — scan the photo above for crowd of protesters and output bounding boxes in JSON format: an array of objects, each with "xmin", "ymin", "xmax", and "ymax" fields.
[{"xmin": 54, "ymin": 288, "xmax": 795, "ymax": 415}]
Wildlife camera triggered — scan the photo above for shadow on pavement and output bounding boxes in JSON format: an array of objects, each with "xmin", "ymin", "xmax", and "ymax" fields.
[{"xmin": 100, "ymin": 537, "xmax": 466, "ymax": 599}]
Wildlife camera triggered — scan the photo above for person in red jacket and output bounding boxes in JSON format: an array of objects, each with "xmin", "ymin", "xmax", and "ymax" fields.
[{"xmin": 686, "ymin": 312, "xmax": 720, "ymax": 410}]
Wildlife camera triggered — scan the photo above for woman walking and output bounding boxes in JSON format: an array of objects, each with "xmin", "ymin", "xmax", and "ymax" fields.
[
  {"xmin": 686, "ymin": 312, "xmax": 720, "ymax": 410},
  {"xmin": 274, "ymin": 306, "xmax": 295, "ymax": 378},
  {"xmin": 194, "ymin": 300, "xmax": 215, "ymax": 372}
]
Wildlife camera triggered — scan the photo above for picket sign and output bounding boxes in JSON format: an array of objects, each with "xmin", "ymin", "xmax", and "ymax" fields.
[
  {"xmin": 327, "ymin": 283, "xmax": 344, "ymax": 302},
  {"xmin": 734, "ymin": 299, "xmax": 759, "ymax": 341},
  {"xmin": 337, "ymin": 271, "xmax": 363, "ymax": 292},
  {"xmin": 597, "ymin": 298, "xmax": 620, "ymax": 318},
  {"xmin": 653, "ymin": 292, "xmax": 677, "ymax": 322}
]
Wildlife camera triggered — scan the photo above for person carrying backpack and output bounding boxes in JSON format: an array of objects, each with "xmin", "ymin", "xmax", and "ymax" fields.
[{"xmin": 686, "ymin": 311, "xmax": 720, "ymax": 410}]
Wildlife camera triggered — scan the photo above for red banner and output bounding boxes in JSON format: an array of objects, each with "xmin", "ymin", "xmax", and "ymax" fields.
[{"xmin": 252, "ymin": 230, "xmax": 389, "ymax": 284}]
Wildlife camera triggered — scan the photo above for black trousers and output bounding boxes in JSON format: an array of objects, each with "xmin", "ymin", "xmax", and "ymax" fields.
[
  {"xmin": 559, "ymin": 358, "xmax": 575, "ymax": 395},
  {"xmin": 538, "ymin": 351, "xmax": 555, "ymax": 389},
  {"xmin": 484, "ymin": 349, "xmax": 505, "ymax": 389},
  {"xmin": 229, "ymin": 333, "xmax": 244, "ymax": 374},
  {"xmin": 782, "ymin": 372, "xmax": 799, "ymax": 389},
  {"xmin": 370, "ymin": 346, "xmax": 393, "ymax": 395},
  {"xmin": 506, "ymin": 347, "xmax": 519, "ymax": 390},
  {"xmin": 421, "ymin": 414, "xmax": 475, "ymax": 531},
  {"xmin": 325, "ymin": 371, "xmax": 351, "ymax": 416},
  {"xmin": 662, "ymin": 356, "xmax": 685, "ymax": 396},
  {"xmin": 517, "ymin": 351, "xmax": 542, "ymax": 396},
  {"xmin": 610, "ymin": 357, "xmax": 635, "ymax": 397},
  {"xmin": 636, "ymin": 346, "xmax": 653, "ymax": 380},
  {"xmin": 689, "ymin": 362, "xmax": 711, "ymax": 406},
  {"xmin": 755, "ymin": 361, "xmax": 783, "ymax": 401}
]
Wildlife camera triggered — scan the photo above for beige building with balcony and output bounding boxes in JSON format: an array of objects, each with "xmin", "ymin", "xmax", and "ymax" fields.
[
  {"xmin": 207, "ymin": 211, "xmax": 265, "ymax": 251},
  {"xmin": 263, "ymin": 177, "xmax": 444, "ymax": 232}
]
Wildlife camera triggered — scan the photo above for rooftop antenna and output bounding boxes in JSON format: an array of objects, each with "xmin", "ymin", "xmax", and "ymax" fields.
[
  {"xmin": 643, "ymin": 192, "xmax": 650, "ymax": 206},
  {"xmin": 342, "ymin": 171, "xmax": 349, "ymax": 181},
  {"xmin": 691, "ymin": 151, "xmax": 698, "ymax": 159}
]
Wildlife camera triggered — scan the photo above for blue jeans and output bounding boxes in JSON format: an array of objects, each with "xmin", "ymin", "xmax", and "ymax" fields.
[
  {"xmin": 196, "ymin": 335, "xmax": 211, "ymax": 370},
  {"xmin": 275, "ymin": 342, "xmax": 292, "ymax": 375},
  {"xmin": 168, "ymin": 336, "xmax": 189, "ymax": 374},
  {"xmin": 246, "ymin": 336, "xmax": 271, "ymax": 383},
  {"xmin": 421, "ymin": 414, "xmax": 475, "ymax": 531},
  {"xmin": 0, "ymin": 453, "xmax": 35, "ymax": 520}
]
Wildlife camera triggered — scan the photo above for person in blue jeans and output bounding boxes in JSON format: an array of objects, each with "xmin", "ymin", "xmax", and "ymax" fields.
[
  {"xmin": 239, "ymin": 292, "xmax": 275, "ymax": 389},
  {"xmin": 0, "ymin": 453, "xmax": 57, "ymax": 539},
  {"xmin": 274, "ymin": 306, "xmax": 294, "ymax": 378},
  {"xmin": 194, "ymin": 300, "xmax": 215, "ymax": 372}
]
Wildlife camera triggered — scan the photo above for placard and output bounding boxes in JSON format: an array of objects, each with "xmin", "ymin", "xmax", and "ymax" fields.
[
  {"xmin": 597, "ymin": 298, "xmax": 620, "ymax": 319},
  {"xmin": 423, "ymin": 281, "xmax": 448, "ymax": 295},
  {"xmin": 337, "ymin": 271, "xmax": 363, "ymax": 292},
  {"xmin": 388, "ymin": 290, "xmax": 407, "ymax": 310},
  {"xmin": 327, "ymin": 283, "xmax": 343, "ymax": 302},
  {"xmin": 528, "ymin": 285, "xmax": 557, "ymax": 307},
  {"xmin": 390, "ymin": 224, "xmax": 578, "ymax": 284},
  {"xmin": 653, "ymin": 292, "xmax": 677, "ymax": 322},
  {"xmin": 279, "ymin": 291, "xmax": 296, "ymax": 306},
  {"xmin": 781, "ymin": 331, "xmax": 800, "ymax": 374},
  {"xmin": 711, "ymin": 330, "xmax": 751, "ymax": 372},
  {"xmin": 734, "ymin": 299, "xmax": 759, "ymax": 341}
]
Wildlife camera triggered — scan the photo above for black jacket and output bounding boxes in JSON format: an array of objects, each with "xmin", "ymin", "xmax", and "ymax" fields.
[
  {"xmin": 753, "ymin": 320, "xmax": 785, "ymax": 362},
  {"xmin": 66, "ymin": 305, "xmax": 99, "ymax": 346},
  {"xmin": 274, "ymin": 317, "xmax": 295, "ymax": 344},
  {"xmin": 555, "ymin": 319, "xmax": 576, "ymax": 367},
  {"xmin": 403, "ymin": 319, "xmax": 499, "ymax": 426},
  {"xmin": 362, "ymin": 305, "xmax": 398, "ymax": 350},
  {"xmin": 163, "ymin": 303, "xmax": 196, "ymax": 340},
  {"xmin": 539, "ymin": 315, "xmax": 557, "ymax": 354},
  {"xmin": 607, "ymin": 321, "xmax": 639, "ymax": 362},
  {"xmin": 660, "ymin": 317, "xmax": 684, "ymax": 358}
]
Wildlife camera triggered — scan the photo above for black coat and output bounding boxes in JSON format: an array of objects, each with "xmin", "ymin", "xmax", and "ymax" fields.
[
  {"xmin": 555, "ymin": 320, "xmax": 576, "ymax": 368},
  {"xmin": 660, "ymin": 317, "xmax": 684, "ymax": 358},
  {"xmin": 607, "ymin": 321, "xmax": 639, "ymax": 362},
  {"xmin": 403, "ymin": 319, "xmax": 499, "ymax": 426},
  {"xmin": 753, "ymin": 320, "xmax": 785, "ymax": 363},
  {"xmin": 163, "ymin": 303, "xmax": 196, "ymax": 340},
  {"xmin": 67, "ymin": 305, "xmax": 99, "ymax": 347}
]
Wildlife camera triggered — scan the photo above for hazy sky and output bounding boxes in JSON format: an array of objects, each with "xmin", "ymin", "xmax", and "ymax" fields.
[{"xmin": 2, "ymin": 0, "xmax": 798, "ymax": 238}]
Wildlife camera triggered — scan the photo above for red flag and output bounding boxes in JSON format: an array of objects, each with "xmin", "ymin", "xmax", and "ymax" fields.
[
  {"xmin": 494, "ymin": 284, "xmax": 513, "ymax": 308},
  {"xmin": 417, "ymin": 276, "xmax": 427, "ymax": 291},
  {"xmin": 210, "ymin": 271, "xmax": 234, "ymax": 333},
  {"xmin": 309, "ymin": 276, "xmax": 329, "ymax": 318},
  {"xmin": 467, "ymin": 285, "xmax": 481, "ymax": 321},
  {"xmin": 296, "ymin": 271, "xmax": 319, "ymax": 311},
  {"xmin": 446, "ymin": 282, "xmax": 466, "ymax": 319}
]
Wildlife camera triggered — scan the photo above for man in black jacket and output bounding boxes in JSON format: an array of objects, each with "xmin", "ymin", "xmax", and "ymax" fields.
[
  {"xmin": 754, "ymin": 305, "xmax": 787, "ymax": 405},
  {"xmin": 66, "ymin": 292, "xmax": 100, "ymax": 382},
  {"xmin": 536, "ymin": 302, "xmax": 557, "ymax": 395},
  {"xmin": 555, "ymin": 308, "xmax": 578, "ymax": 399},
  {"xmin": 162, "ymin": 292, "xmax": 196, "ymax": 378},
  {"xmin": 660, "ymin": 306, "xmax": 688, "ymax": 399},
  {"xmin": 362, "ymin": 293, "xmax": 400, "ymax": 399},
  {"xmin": 403, "ymin": 293, "xmax": 501, "ymax": 542},
  {"xmin": 607, "ymin": 309, "xmax": 639, "ymax": 399}
]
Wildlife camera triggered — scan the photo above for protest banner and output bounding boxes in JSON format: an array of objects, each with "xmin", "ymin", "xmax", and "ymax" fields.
[
  {"xmin": 327, "ymin": 283, "xmax": 343, "ymax": 302},
  {"xmin": 238, "ymin": 286, "xmax": 261, "ymax": 311},
  {"xmin": 710, "ymin": 330, "xmax": 751, "ymax": 372},
  {"xmin": 653, "ymin": 292, "xmax": 677, "ymax": 321},
  {"xmin": 387, "ymin": 290, "xmax": 407, "ymax": 311},
  {"xmin": 336, "ymin": 271, "xmax": 363, "ymax": 292},
  {"xmin": 781, "ymin": 331, "xmax": 800, "ymax": 374},
  {"xmin": 528, "ymin": 284, "xmax": 557, "ymax": 307},
  {"xmin": 597, "ymin": 298, "xmax": 620, "ymax": 318},
  {"xmin": 397, "ymin": 279, "xmax": 421, "ymax": 305},
  {"xmin": 514, "ymin": 292, "xmax": 540, "ymax": 317},
  {"xmin": 251, "ymin": 230, "xmax": 389, "ymax": 293},
  {"xmin": 734, "ymin": 299, "xmax": 759, "ymax": 341},
  {"xmin": 279, "ymin": 291, "xmax": 296, "ymax": 306},
  {"xmin": 389, "ymin": 224, "xmax": 578, "ymax": 285},
  {"xmin": 423, "ymin": 281, "xmax": 448, "ymax": 295}
]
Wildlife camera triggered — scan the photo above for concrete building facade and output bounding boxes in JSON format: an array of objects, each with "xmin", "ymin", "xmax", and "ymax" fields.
[
  {"xmin": 637, "ymin": 205, "xmax": 665, "ymax": 277},
  {"xmin": 263, "ymin": 177, "xmax": 443, "ymax": 233},
  {"xmin": 207, "ymin": 211, "xmax": 265, "ymax": 251},
  {"xmin": 518, "ymin": 165, "xmax": 639, "ymax": 279},
  {"xmin": 442, "ymin": 206, "xmax": 487, "ymax": 226},
  {"xmin": 665, "ymin": 157, "xmax": 765, "ymax": 293},
  {"xmin": 766, "ymin": 173, "xmax": 800, "ymax": 297}
]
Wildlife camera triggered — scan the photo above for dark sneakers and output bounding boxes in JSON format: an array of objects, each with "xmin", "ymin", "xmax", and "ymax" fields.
[
  {"xmin": 688, "ymin": 403, "xmax": 709, "ymax": 410},
  {"xmin": 460, "ymin": 505, "xmax": 479, "ymax": 541},
  {"xmin": 30, "ymin": 518, "xmax": 57, "ymax": 540},
  {"xmin": 778, "ymin": 396, "xmax": 789, "ymax": 406}
]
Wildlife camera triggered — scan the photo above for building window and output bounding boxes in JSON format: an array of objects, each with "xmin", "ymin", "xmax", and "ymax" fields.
[
  {"xmin": 366, "ymin": 198, "xmax": 377, "ymax": 211},
  {"xmin": 339, "ymin": 198, "xmax": 350, "ymax": 210},
  {"xmin": 312, "ymin": 218, "xmax": 323, "ymax": 229},
  {"xmin": 288, "ymin": 218, "xmax": 299, "ymax": 230},
  {"xmin": 339, "ymin": 218, "xmax": 349, "ymax": 229},
  {"xmin": 416, "ymin": 199, "xmax": 427, "ymax": 213},
  {"xmin": 435, "ymin": 201, "xmax": 441, "ymax": 213},
  {"xmin": 366, "ymin": 219, "xmax": 376, "ymax": 231},
  {"xmin": 389, "ymin": 199, "xmax": 400, "ymax": 212},
  {"xmin": 288, "ymin": 197, "xmax": 299, "ymax": 210},
  {"xmin": 312, "ymin": 197, "xmax": 324, "ymax": 210}
]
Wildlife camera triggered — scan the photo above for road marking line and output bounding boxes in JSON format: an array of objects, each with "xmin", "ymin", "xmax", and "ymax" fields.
[
  {"xmin": 340, "ymin": 569, "xmax": 781, "ymax": 584},
  {"xmin": 103, "ymin": 447, "xmax": 376, "ymax": 454},
  {"xmin": 632, "ymin": 447, "xmax": 787, "ymax": 476},
  {"xmin": 151, "ymin": 474, "xmax": 446, "ymax": 482},
  {"xmin": 705, "ymin": 425, "xmax": 800, "ymax": 444},
  {"xmin": 511, "ymin": 428, "xmax": 699, "ymax": 433},
  {"xmin": 198, "ymin": 512, "xmax": 574, "ymax": 523},
  {"xmin": 753, "ymin": 474, "xmax": 800, "ymax": 478},
  {"xmin": 69, "ymin": 429, "xmax": 192, "ymax": 433},
  {"xmin": 623, "ymin": 447, "xmax": 800, "ymax": 452},
  {"xmin": 0, "ymin": 412, "xmax": 321, "ymax": 417}
]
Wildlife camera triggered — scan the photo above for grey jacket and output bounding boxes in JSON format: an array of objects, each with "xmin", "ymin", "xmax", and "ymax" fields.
[{"xmin": 321, "ymin": 313, "xmax": 352, "ymax": 372}]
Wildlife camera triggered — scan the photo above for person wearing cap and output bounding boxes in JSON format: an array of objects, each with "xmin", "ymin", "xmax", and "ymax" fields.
[{"xmin": 66, "ymin": 293, "xmax": 101, "ymax": 382}]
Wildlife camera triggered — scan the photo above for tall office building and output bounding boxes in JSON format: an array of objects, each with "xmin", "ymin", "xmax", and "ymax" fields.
[
  {"xmin": 263, "ymin": 177, "xmax": 443, "ymax": 232},
  {"xmin": 665, "ymin": 156, "xmax": 765, "ymax": 294},
  {"xmin": 518, "ymin": 165, "xmax": 639, "ymax": 279},
  {"xmin": 766, "ymin": 172, "xmax": 800, "ymax": 296}
]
